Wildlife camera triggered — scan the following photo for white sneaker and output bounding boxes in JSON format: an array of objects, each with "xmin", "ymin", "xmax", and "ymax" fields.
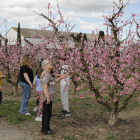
[
  {"xmin": 33, "ymin": 106, "xmax": 38, "ymax": 112},
  {"xmin": 35, "ymin": 117, "xmax": 42, "ymax": 121},
  {"xmin": 25, "ymin": 112, "xmax": 31, "ymax": 115}
]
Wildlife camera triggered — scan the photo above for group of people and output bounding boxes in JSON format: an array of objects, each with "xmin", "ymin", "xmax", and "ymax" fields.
[{"xmin": 19, "ymin": 55, "xmax": 71, "ymax": 134}]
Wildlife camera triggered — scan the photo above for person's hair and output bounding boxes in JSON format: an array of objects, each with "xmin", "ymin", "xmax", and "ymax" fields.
[
  {"xmin": 62, "ymin": 57, "xmax": 66, "ymax": 61},
  {"xmin": 36, "ymin": 59, "xmax": 44, "ymax": 75},
  {"xmin": 39, "ymin": 58, "xmax": 44, "ymax": 67},
  {"xmin": 37, "ymin": 67, "xmax": 43, "ymax": 78},
  {"xmin": 41, "ymin": 60, "xmax": 48, "ymax": 70},
  {"xmin": 20, "ymin": 55, "xmax": 30, "ymax": 67}
]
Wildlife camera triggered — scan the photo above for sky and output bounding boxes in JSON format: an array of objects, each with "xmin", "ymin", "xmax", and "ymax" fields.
[{"xmin": 0, "ymin": 0, "xmax": 140, "ymax": 36}]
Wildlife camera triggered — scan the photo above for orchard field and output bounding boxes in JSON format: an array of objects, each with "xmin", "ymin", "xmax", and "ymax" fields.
[
  {"xmin": 0, "ymin": 77, "xmax": 140, "ymax": 140},
  {"xmin": 1, "ymin": 0, "xmax": 140, "ymax": 139}
]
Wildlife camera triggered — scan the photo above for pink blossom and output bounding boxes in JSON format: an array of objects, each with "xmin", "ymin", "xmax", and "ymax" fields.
[
  {"xmin": 113, "ymin": 99, "xmax": 118, "ymax": 102},
  {"xmin": 48, "ymin": 2, "xmax": 50, "ymax": 9}
]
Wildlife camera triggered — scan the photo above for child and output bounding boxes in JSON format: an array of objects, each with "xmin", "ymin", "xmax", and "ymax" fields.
[
  {"xmin": 33, "ymin": 67, "xmax": 43, "ymax": 121},
  {"xmin": 33, "ymin": 59, "xmax": 43, "ymax": 112}
]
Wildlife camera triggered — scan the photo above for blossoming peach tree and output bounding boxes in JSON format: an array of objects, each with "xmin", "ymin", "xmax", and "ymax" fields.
[
  {"xmin": 0, "ymin": 23, "xmax": 42, "ymax": 96},
  {"xmin": 35, "ymin": 0, "xmax": 140, "ymax": 125}
]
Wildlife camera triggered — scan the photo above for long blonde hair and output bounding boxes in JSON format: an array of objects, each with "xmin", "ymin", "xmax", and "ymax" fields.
[
  {"xmin": 20, "ymin": 55, "xmax": 30, "ymax": 67},
  {"xmin": 37, "ymin": 67, "xmax": 43, "ymax": 78}
]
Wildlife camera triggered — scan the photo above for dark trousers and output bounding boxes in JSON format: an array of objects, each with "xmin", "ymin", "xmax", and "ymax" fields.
[
  {"xmin": 0, "ymin": 91, "xmax": 2, "ymax": 105},
  {"xmin": 42, "ymin": 100, "xmax": 52, "ymax": 132}
]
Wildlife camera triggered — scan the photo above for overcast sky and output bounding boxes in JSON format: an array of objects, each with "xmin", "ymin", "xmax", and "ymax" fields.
[{"xmin": 0, "ymin": 0, "xmax": 139, "ymax": 36}]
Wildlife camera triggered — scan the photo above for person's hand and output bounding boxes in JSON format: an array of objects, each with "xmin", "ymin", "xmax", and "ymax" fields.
[
  {"xmin": 61, "ymin": 73, "xmax": 68, "ymax": 79},
  {"xmin": 0, "ymin": 87, "xmax": 2, "ymax": 92},
  {"xmin": 3, "ymin": 75, "xmax": 7, "ymax": 78},
  {"xmin": 30, "ymin": 84, "xmax": 33, "ymax": 90},
  {"xmin": 46, "ymin": 97, "xmax": 50, "ymax": 104}
]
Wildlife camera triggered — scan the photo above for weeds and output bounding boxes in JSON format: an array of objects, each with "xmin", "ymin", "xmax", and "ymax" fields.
[
  {"xmin": 107, "ymin": 134, "xmax": 119, "ymax": 140},
  {"xmin": 61, "ymin": 123, "xmax": 67, "ymax": 127},
  {"xmin": 0, "ymin": 99, "xmax": 36, "ymax": 124}
]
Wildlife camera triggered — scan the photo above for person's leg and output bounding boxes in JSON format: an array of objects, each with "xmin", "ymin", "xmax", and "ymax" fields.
[
  {"xmin": 0, "ymin": 91, "xmax": 2, "ymax": 105},
  {"xmin": 64, "ymin": 85, "xmax": 70, "ymax": 112},
  {"xmin": 44, "ymin": 101, "xmax": 52, "ymax": 132},
  {"xmin": 19, "ymin": 81, "xmax": 31, "ymax": 114},
  {"xmin": 60, "ymin": 85, "xmax": 66, "ymax": 111},
  {"xmin": 37, "ymin": 91, "xmax": 43, "ymax": 118},
  {"xmin": 47, "ymin": 101, "xmax": 52, "ymax": 130},
  {"xmin": 0, "ymin": 88, "xmax": 2, "ymax": 117},
  {"xmin": 37, "ymin": 97, "xmax": 39, "ymax": 106},
  {"xmin": 41, "ymin": 101, "xmax": 46, "ymax": 132},
  {"xmin": 60, "ymin": 85, "xmax": 70, "ymax": 112},
  {"xmin": 33, "ymin": 92, "xmax": 38, "ymax": 112}
]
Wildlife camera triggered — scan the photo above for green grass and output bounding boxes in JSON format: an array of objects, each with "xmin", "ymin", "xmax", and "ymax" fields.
[
  {"xmin": 92, "ymin": 113, "xmax": 101, "ymax": 116},
  {"xmin": 91, "ymin": 104, "xmax": 98, "ymax": 109},
  {"xmin": 69, "ymin": 106, "xmax": 75, "ymax": 114},
  {"xmin": 100, "ymin": 105, "xmax": 109, "ymax": 112},
  {"xmin": 82, "ymin": 102, "xmax": 92, "ymax": 106},
  {"xmin": 69, "ymin": 97, "xmax": 91, "ymax": 102},
  {"xmin": 1, "ymin": 79, "xmax": 10, "ymax": 85},
  {"xmin": 61, "ymin": 123, "xmax": 67, "ymax": 127},
  {"xmin": 0, "ymin": 99, "xmax": 36, "ymax": 124},
  {"xmin": 128, "ymin": 99, "xmax": 138, "ymax": 110},
  {"xmin": 119, "ymin": 94, "xmax": 139, "ymax": 111},
  {"xmin": 3, "ymin": 92, "xmax": 22, "ymax": 96},
  {"xmin": 107, "ymin": 134, "xmax": 119, "ymax": 140},
  {"xmin": 69, "ymin": 90, "xmax": 72, "ymax": 92},
  {"xmin": 32, "ymin": 68, "xmax": 37, "ymax": 77},
  {"xmin": 56, "ymin": 90, "xmax": 60, "ymax": 93},
  {"xmin": 57, "ymin": 98, "xmax": 61, "ymax": 101},
  {"xmin": 103, "ymin": 95, "xmax": 110, "ymax": 101},
  {"xmin": 28, "ymin": 100, "xmax": 37, "ymax": 107},
  {"xmin": 84, "ymin": 111, "xmax": 88, "ymax": 115},
  {"xmin": 51, "ymin": 114, "xmax": 61, "ymax": 121}
]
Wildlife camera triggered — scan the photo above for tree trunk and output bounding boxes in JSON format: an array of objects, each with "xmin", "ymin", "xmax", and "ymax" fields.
[
  {"xmin": 13, "ymin": 84, "xmax": 18, "ymax": 97},
  {"xmin": 108, "ymin": 109, "xmax": 119, "ymax": 126}
]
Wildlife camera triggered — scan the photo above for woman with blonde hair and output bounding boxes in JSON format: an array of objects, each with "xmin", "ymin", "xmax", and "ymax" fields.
[{"xmin": 19, "ymin": 54, "xmax": 33, "ymax": 115}]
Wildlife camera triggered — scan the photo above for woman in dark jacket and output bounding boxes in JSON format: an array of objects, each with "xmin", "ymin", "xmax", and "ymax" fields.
[{"xmin": 19, "ymin": 55, "xmax": 33, "ymax": 115}]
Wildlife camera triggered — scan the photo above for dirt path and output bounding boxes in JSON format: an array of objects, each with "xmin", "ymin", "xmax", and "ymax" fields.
[{"xmin": 0, "ymin": 120, "xmax": 35, "ymax": 140}]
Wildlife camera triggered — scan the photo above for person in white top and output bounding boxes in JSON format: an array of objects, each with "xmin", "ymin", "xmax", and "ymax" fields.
[{"xmin": 58, "ymin": 58, "xmax": 71, "ymax": 116}]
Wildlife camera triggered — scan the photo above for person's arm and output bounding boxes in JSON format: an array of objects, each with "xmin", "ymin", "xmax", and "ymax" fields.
[
  {"xmin": 23, "ymin": 73, "xmax": 33, "ymax": 90},
  {"xmin": 33, "ymin": 80, "xmax": 36, "ymax": 86},
  {"xmin": 55, "ymin": 74, "xmax": 68, "ymax": 83},
  {"xmin": 55, "ymin": 74, "xmax": 61, "ymax": 77},
  {"xmin": 43, "ymin": 85, "xmax": 50, "ymax": 104},
  {"xmin": 0, "ymin": 75, "xmax": 7, "ymax": 79}
]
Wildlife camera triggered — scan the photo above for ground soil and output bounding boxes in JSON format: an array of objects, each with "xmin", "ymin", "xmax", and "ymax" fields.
[{"xmin": 1, "ymin": 84, "xmax": 140, "ymax": 140}]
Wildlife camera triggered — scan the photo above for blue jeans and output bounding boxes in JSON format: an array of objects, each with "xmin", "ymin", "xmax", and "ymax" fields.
[{"xmin": 19, "ymin": 81, "xmax": 31, "ymax": 114}]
